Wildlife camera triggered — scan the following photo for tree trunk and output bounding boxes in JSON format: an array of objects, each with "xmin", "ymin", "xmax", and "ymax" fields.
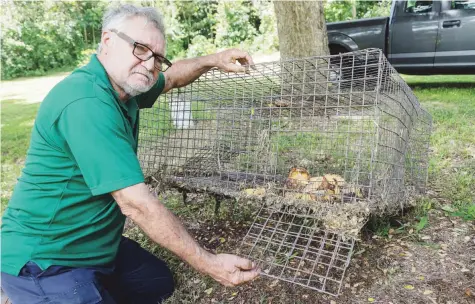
[
  {"xmin": 92, "ymin": 25, "xmax": 96, "ymax": 46},
  {"xmin": 273, "ymin": 0, "xmax": 329, "ymax": 60},
  {"xmin": 84, "ymin": 24, "xmax": 87, "ymax": 45}
]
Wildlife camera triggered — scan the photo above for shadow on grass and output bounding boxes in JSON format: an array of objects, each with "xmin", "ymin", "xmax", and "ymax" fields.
[{"xmin": 407, "ymin": 82, "xmax": 475, "ymax": 90}]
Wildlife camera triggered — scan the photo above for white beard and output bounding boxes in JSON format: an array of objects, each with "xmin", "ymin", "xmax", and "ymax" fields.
[{"xmin": 122, "ymin": 71, "xmax": 156, "ymax": 97}]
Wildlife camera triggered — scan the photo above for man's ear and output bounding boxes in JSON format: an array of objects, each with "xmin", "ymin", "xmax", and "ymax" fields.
[{"xmin": 101, "ymin": 31, "xmax": 114, "ymax": 53}]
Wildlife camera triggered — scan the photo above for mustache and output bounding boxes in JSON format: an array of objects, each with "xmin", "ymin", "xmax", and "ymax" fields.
[{"xmin": 131, "ymin": 68, "xmax": 154, "ymax": 81}]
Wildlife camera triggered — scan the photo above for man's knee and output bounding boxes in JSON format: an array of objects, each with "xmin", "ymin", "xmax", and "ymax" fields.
[
  {"xmin": 151, "ymin": 258, "xmax": 175, "ymax": 298},
  {"xmin": 153, "ymin": 260, "xmax": 175, "ymax": 294},
  {"xmin": 129, "ymin": 264, "xmax": 175, "ymax": 303},
  {"xmin": 116, "ymin": 238, "xmax": 175, "ymax": 302},
  {"xmin": 160, "ymin": 270, "xmax": 175, "ymax": 301},
  {"xmin": 142, "ymin": 255, "xmax": 175, "ymax": 303}
]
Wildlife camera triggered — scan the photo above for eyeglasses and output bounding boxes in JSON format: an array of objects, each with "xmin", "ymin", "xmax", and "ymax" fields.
[{"xmin": 110, "ymin": 29, "xmax": 172, "ymax": 72}]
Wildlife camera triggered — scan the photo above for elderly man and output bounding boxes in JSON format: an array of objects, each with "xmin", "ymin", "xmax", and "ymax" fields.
[{"xmin": 1, "ymin": 4, "xmax": 259, "ymax": 304}]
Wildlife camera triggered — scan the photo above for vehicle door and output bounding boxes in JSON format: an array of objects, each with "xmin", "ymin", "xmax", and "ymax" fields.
[
  {"xmin": 389, "ymin": 0, "xmax": 441, "ymax": 74},
  {"xmin": 434, "ymin": 0, "xmax": 475, "ymax": 73}
]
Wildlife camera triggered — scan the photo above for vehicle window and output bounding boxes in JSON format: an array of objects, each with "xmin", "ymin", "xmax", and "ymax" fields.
[
  {"xmin": 451, "ymin": 0, "xmax": 475, "ymax": 10},
  {"xmin": 405, "ymin": 0, "xmax": 433, "ymax": 13}
]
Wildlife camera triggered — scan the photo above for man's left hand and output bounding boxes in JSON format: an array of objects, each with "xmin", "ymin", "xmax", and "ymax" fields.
[{"xmin": 213, "ymin": 49, "xmax": 255, "ymax": 73}]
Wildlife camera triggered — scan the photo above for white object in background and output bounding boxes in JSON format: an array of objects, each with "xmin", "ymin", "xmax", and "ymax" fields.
[
  {"xmin": 329, "ymin": 64, "xmax": 342, "ymax": 83},
  {"xmin": 169, "ymin": 95, "xmax": 194, "ymax": 129}
]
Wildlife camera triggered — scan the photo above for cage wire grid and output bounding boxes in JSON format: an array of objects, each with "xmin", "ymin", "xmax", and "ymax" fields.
[
  {"xmin": 239, "ymin": 205, "xmax": 355, "ymax": 296},
  {"xmin": 137, "ymin": 48, "xmax": 432, "ymax": 295}
]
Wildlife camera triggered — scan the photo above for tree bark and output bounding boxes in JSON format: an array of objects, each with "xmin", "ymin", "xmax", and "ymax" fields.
[{"xmin": 273, "ymin": 0, "xmax": 329, "ymax": 60}]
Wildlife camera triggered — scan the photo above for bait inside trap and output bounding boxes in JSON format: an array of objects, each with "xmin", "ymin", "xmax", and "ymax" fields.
[{"xmin": 138, "ymin": 48, "xmax": 432, "ymax": 295}]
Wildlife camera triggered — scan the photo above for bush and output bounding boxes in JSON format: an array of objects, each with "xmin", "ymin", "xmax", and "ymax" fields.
[
  {"xmin": 76, "ymin": 49, "xmax": 97, "ymax": 68},
  {"xmin": 215, "ymin": 1, "xmax": 259, "ymax": 48},
  {"xmin": 1, "ymin": 1, "xmax": 104, "ymax": 80},
  {"xmin": 186, "ymin": 35, "xmax": 217, "ymax": 58},
  {"xmin": 250, "ymin": 2, "xmax": 279, "ymax": 54},
  {"xmin": 2, "ymin": 1, "xmax": 391, "ymax": 80},
  {"xmin": 325, "ymin": 0, "xmax": 391, "ymax": 23}
]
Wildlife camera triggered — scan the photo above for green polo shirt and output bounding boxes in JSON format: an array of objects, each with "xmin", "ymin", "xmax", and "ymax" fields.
[{"xmin": 1, "ymin": 55, "xmax": 165, "ymax": 276}]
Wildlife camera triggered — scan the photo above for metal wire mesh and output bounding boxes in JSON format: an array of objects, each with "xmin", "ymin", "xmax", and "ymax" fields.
[
  {"xmin": 138, "ymin": 48, "xmax": 431, "ymax": 213},
  {"xmin": 137, "ymin": 48, "xmax": 432, "ymax": 294},
  {"xmin": 239, "ymin": 205, "xmax": 354, "ymax": 296}
]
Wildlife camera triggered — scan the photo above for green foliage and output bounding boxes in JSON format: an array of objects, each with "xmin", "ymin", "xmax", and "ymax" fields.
[
  {"xmin": 415, "ymin": 215, "xmax": 428, "ymax": 232},
  {"xmin": 325, "ymin": 0, "xmax": 392, "ymax": 23},
  {"xmin": 246, "ymin": 1, "xmax": 279, "ymax": 54},
  {"xmin": 186, "ymin": 35, "xmax": 217, "ymax": 58},
  {"xmin": 2, "ymin": 0, "xmax": 393, "ymax": 79},
  {"xmin": 2, "ymin": 0, "xmax": 278, "ymax": 78},
  {"xmin": 450, "ymin": 203, "xmax": 475, "ymax": 221},
  {"xmin": 1, "ymin": 1, "xmax": 107, "ymax": 80},
  {"xmin": 175, "ymin": 1, "xmax": 219, "ymax": 49},
  {"xmin": 76, "ymin": 49, "xmax": 97, "ymax": 68},
  {"xmin": 414, "ymin": 197, "xmax": 434, "ymax": 218},
  {"xmin": 442, "ymin": 203, "xmax": 475, "ymax": 221},
  {"xmin": 325, "ymin": 0, "xmax": 355, "ymax": 22},
  {"xmin": 360, "ymin": 0, "xmax": 392, "ymax": 19},
  {"xmin": 153, "ymin": 0, "xmax": 219, "ymax": 59},
  {"xmin": 215, "ymin": 1, "xmax": 258, "ymax": 48}
]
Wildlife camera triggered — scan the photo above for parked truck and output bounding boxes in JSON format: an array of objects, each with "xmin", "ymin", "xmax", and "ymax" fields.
[{"xmin": 327, "ymin": 0, "xmax": 475, "ymax": 75}]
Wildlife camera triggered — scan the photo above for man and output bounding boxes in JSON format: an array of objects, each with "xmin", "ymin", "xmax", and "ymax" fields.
[{"xmin": 1, "ymin": 4, "xmax": 259, "ymax": 303}]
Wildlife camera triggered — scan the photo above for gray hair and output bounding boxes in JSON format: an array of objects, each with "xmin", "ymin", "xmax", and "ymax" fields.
[{"xmin": 97, "ymin": 4, "xmax": 166, "ymax": 53}]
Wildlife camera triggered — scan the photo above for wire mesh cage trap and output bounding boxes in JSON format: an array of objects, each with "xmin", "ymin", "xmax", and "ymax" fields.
[
  {"xmin": 137, "ymin": 48, "xmax": 432, "ymax": 296},
  {"xmin": 239, "ymin": 204, "xmax": 355, "ymax": 296}
]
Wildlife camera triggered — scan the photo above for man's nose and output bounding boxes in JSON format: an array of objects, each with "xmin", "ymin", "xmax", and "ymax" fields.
[{"xmin": 141, "ymin": 56, "xmax": 155, "ymax": 71}]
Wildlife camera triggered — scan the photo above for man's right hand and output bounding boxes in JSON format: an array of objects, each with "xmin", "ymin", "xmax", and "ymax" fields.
[
  {"xmin": 205, "ymin": 253, "xmax": 260, "ymax": 287},
  {"xmin": 112, "ymin": 183, "xmax": 260, "ymax": 287}
]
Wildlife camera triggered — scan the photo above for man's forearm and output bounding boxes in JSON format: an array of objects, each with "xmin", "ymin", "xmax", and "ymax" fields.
[
  {"xmin": 113, "ymin": 184, "xmax": 213, "ymax": 273},
  {"xmin": 164, "ymin": 55, "xmax": 216, "ymax": 90},
  {"xmin": 113, "ymin": 182, "xmax": 260, "ymax": 286},
  {"xmin": 162, "ymin": 49, "xmax": 253, "ymax": 93},
  {"xmin": 138, "ymin": 199, "xmax": 213, "ymax": 273}
]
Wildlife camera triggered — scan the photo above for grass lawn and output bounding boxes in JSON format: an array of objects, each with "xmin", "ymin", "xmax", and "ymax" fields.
[
  {"xmin": 1, "ymin": 74, "xmax": 474, "ymax": 302},
  {"xmin": 402, "ymin": 75, "xmax": 475, "ymax": 218},
  {"xmin": 1, "ymin": 100, "xmax": 40, "ymax": 212}
]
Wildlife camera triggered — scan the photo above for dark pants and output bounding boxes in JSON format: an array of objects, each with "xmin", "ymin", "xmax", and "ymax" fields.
[{"xmin": 1, "ymin": 237, "xmax": 175, "ymax": 304}]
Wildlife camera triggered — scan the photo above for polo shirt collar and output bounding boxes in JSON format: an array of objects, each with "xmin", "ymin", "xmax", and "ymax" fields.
[
  {"xmin": 85, "ymin": 54, "xmax": 117, "ymax": 95},
  {"xmin": 84, "ymin": 54, "xmax": 137, "ymax": 115}
]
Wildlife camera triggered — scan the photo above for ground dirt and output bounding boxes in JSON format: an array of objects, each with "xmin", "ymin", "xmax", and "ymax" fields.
[
  {"xmin": 123, "ymin": 189, "xmax": 474, "ymax": 304},
  {"xmin": 1, "ymin": 72, "xmax": 69, "ymax": 104}
]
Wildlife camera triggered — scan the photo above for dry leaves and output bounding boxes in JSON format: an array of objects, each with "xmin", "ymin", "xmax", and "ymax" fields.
[
  {"xmin": 242, "ymin": 187, "xmax": 266, "ymax": 197},
  {"xmin": 269, "ymin": 279, "xmax": 279, "ymax": 288}
]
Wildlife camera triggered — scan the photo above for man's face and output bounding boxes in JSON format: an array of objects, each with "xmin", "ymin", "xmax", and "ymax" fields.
[{"xmin": 104, "ymin": 17, "xmax": 165, "ymax": 97}]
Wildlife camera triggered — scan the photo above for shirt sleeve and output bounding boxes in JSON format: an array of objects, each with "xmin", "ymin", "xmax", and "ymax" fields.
[
  {"xmin": 55, "ymin": 98, "xmax": 145, "ymax": 196},
  {"xmin": 136, "ymin": 72, "xmax": 166, "ymax": 109}
]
